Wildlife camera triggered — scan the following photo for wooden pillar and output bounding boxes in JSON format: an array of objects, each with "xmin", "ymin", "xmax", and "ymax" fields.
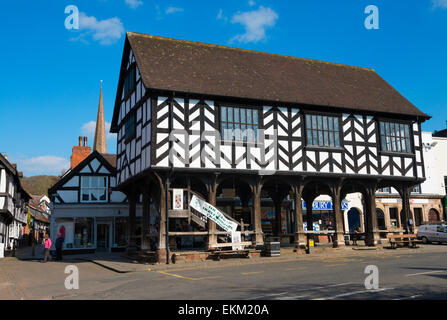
[
  {"xmin": 330, "ymin": 184, "xmax": 345, "ymax": 248},
  {"xmin": 141, "ymin": 183, "xmax": 151, "ymax": 251},
  {"xmin": 293, "ymin": 185, "xmax": 306, "ymax": 253},
  {"xmin": 271, "ymin": 191, "xmax": 286, "ymax": 238},
  {"xmin": 398, "ymin": 186, "xmax": 412, "ymax": 234},
  {"xmin": 126, "ymin": 190, "xmax": 138, "ymax": 254},
  {"xmin": 251, "ymin": 179, "xmax": 264, "ymax": 248},
  {"xmin": 206, "ymin": 176, "xmax": 218, "ymax": 250},
  {"xmin": 364, "ymin": 184, "xmax": 380, "ymax": 246},
  {"xmin": 154, "ymin": 173, "xmax": 167, "ymax": 263}
]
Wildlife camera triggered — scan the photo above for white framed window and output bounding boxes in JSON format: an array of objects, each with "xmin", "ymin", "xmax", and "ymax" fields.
[{"xmin": 81, "ymin": 176, "xmax": 108, "ymax": 203}]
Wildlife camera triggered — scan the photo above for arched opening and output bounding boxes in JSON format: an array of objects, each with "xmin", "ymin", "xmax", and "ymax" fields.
[
  {"xmin": 428, "ymin": 208, "xmax": 440, "ymax": 223},
  {"xmin": 376, "ymin": 209, "xmax": 386, "ymax": 230},
  {"xmin": 347, "ymin": 208, "xmax": 362, "ymax": 232}
]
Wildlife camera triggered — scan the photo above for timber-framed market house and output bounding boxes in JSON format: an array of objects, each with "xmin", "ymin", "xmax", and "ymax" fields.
[{"xmin": 110, "ymin": 31, "xmax": 430, "ymax": 263}]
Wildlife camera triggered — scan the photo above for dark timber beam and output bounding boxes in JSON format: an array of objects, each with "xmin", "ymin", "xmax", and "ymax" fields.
[{"xmin": 292, "ymin": 184, "xmax": 306, "ymax": 253}]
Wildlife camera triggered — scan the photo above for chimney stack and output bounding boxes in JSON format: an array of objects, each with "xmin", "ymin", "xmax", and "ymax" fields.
[{"xmin": 70, "ymin": 136, "xmax": 91, "ymax": 169}]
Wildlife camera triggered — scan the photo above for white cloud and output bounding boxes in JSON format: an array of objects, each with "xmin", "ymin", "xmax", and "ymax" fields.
[
  {"xmin": 230, "ymin": 6, "xmax": 278, "ymax": 44},
  {"xmin": 165, "ymin": 6, "xmax": 183, "ymax": 14},
  {"xmin": 73, "ymin": 12, "xmax": 125, "ymax": 45},
  {"xmin": 81, "ymin": 121, "xmax": 117, "ymax": 141},
  {"xmin": 125, "ymin": 0, "xmax": 143, "ymax": 9},
  {"xmin": 217, "ymin": 8, "xmax": 228, "ymax": 22},
  {"xmin": 432, "ymin": 0, "xmax": 447, "ymax": 8},
  {"xmin": 248, "ymin": 0, "xmax": 256, "ymax": 6},
  {"xmin": 16, "ymin": 156, "xmax": 70, "ymax": 176}
]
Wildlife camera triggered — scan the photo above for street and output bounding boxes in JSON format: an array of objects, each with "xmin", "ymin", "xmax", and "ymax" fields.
[{"xmin": 1, "ymin": 245, "xmax": 446, "ymax": 300}]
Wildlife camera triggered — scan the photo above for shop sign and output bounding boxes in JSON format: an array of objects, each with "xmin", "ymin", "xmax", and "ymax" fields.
[
  {"xmin": 190, "ymin": 195, "xmax": 238, "ymax": 232},
  {"xmin": 231, "ymin": 231, "xmax": 242, "ymax": 251},
  {"xmin": 173, "ymin": 189, "xmax": 184, "ymax": 210},
  {"xmin": 302, "ymin": 201, "xmax": 349, "ymax": 211}
]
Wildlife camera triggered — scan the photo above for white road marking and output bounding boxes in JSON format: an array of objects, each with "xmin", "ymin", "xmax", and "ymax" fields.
[
  {"xmin": 274, "ymin": 295, "xmax": 307, "ymax": 300},
  {"xmin": 393, "ymin": 294, "xmax": 422, "ymax": 300},
  {"xmin": 313, "ymin": 288, "xmax": 394, "ymax": 300},
  {"xmin": 405, "ymin": 270, "xmax": 445, "ymax": 277}
]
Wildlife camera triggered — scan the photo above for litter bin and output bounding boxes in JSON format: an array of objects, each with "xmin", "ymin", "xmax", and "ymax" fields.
[{"xmin": 264, "ymin": 237, "xmax": 280, "ymax": 257}]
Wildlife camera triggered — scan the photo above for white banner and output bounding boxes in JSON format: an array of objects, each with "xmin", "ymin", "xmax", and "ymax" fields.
[
  {"xmin": 231, "ymin": 231, "xmax": 242, "ymax": 251},
  {"xmin": 190, "ymin": 195, "xmax": 238, "ymax": 232}
]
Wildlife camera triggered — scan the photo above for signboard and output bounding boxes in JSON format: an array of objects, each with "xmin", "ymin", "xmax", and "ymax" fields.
[
  {"xmin": 173, "ymin": 189, "xmax": 184, "ymax": 210},
  {"xmin": 302, "ymin": 201, "xmax": 349, "ymax": 211},
  {"xmin": 190, "ymin": 195, "xmax": 238, "ymax": 232},
  {"xmin": 231, "ymin": 231, "xmax": 242, "ymax": 251},
  {"xmin": 303, "ymin": 222, "xmax": 320, "ymax": 232}
]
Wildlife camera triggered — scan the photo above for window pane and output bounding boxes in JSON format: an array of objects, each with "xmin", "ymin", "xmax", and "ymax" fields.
[
  {"xmin": 312, "ymin": 115, "xmax": 317, "ymax": 130},
  {"xmin": 317, "ymin": 116, "xmax": 323, "ymax": 131},
  {"xmin": 252, "ymin": 110, "xmax": 258, "ymax": 124},
  {"xmin": 234, "ymin": 108, "xmax": 240, "ymax": 122},
  {"xmin": 323, "ymin": 116, "xmax": 328, "ymax": 130},
  {"xmin": 221, "ymin": 107, "xmax": 227, "ymax": 122},
  {"xmin": 405, "ymin": 138, "xmax": 411, "ymax": 152},
  {"xmin": 318, "ymin": 130, "xmax": 324, "ymax": 146},
  {"xmin": 253, "ymin": 125, "xmax": 258, "ymax": 140},
  {"xmin": 335, "ymin": 133, "xmax": 340, "ymax": 147},
  {"xmin": 313, "ymin": 130, "xmax": 318, "ymax": 146},
  {"xmin": 323, "ymin": 131, "xmax": 329, "ymax": 147},
  {"xmin": 333, "ymin": 118, "xmax": 339, "ymax": 131},
  {"xmin": 328, "ymin": 117, "xmax": 334, "ymax": 130},
  {"xmin": 228, "ymin": 108, "xmax": 233, "ymax": 122},
  {"xmin": 241, "ymin": 109, "xmax": 246, "ymax": 123},
  {"xmin": 329, "ymin": 132, "xmax": 335, "ymax": 147},
  {"xmin": 306, "ymin": 114, "xmax": 312, "ymax": 129},
  {"xmin": 307, "ymin": 130, "xmax": 313, "ymax": 145},
  {"xmin": 247, "ymin": 109, "xmax": 252, "ymax": 123}
]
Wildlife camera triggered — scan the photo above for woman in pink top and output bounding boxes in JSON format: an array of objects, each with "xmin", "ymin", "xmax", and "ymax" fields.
[{"xmin": 43, "ymin": 234, "xmax": 52, "ymax": 262}]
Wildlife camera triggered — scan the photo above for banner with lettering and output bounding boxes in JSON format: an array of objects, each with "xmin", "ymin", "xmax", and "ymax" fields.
[{"xmin": 190, "ymin": 195, "xmax": 238, "ymax": 232}]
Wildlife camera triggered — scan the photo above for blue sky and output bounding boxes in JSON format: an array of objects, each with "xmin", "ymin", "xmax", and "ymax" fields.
[{"xmin": 1, "ymin": 0, "xmax": 446, "ymax": 176}]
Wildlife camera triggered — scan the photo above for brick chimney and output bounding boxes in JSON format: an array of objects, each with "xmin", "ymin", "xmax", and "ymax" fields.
[{"xmin": 70, "ymin": 136, "xmax": 91, "ymax": 169}]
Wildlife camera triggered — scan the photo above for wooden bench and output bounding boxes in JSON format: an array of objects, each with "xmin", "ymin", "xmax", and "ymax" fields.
[
  {"xmin": 209, "ymin": 242, "xmax": 252, "ymax": 261},
  {"xmin": 387, "ymin": 234, "xmax": 422, "ymax": 249},
  {"xmin": 350, "ymin": 233, "xmax": 366, "ymax": 246}
]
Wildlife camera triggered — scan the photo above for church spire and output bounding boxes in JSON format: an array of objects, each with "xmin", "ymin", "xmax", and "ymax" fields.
[{"xmin": 93, "ymin": 80, "xmax": 107, "ymax": 154}]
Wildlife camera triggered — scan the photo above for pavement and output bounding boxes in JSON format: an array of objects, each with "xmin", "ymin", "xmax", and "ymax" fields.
[{"xmin": 1, "ymin": 243, "xmax": 447, "ymax": 300}]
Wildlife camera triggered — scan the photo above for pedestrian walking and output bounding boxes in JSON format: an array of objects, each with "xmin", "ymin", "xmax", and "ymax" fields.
[
  {"xmin": 42, "ymin": 234, "xmax": 52, "ymax": 262},
  {"xmin": 55, "ymin": 233, "xmax": 64, "ymax": 261}
]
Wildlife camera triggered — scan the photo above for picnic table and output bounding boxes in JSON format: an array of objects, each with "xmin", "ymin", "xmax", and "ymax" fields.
[
  {"xmin": 387, "ymin": 234, "xmax": 422, "ymax": 249},
  {"xmin": 209, "ymin": 242, "xmax": 252, "ymax": 261}
]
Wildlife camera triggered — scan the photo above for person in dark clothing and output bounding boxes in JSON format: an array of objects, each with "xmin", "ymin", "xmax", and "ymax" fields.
[{"xmin": 55, "ymin": 233, "xmax": 64, "ymax": 261}]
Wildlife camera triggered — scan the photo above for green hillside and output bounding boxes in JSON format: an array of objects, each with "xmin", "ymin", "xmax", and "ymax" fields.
[{"xmin": 20, "ymin": 175, "xmax": 59, "ymax": 196}]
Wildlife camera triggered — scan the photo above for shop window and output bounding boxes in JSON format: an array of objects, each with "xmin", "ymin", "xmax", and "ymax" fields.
[
  {"xmin": 305, "ymin": 114, "xmax": 341, "ymax": 148},
  {"xmin": 379, "ymin": 121, "xmax": 411, "ymax": 153},
  {"xmin": 414, "ymin": 208, "xmax": 422, "ymax": 226},
  {"xmin": 221, "ymin": 106, "xmax": 259, "ymax": 142},
  {"xmin": 114, "ymin": 217, "xmax": 128, "ymax": 247},
  {"xmin": 377, "ymin": 187, "xmax": 391, "ymax": 194},
  {"xmin": 81, "ymin": 176, "xmax": 108, "ymax": 203},
  {"xmin": 74, "ymin": 218, "xmax": 93, "ymax": 249},
  {"xmin": 389, "ymin": 207, "xmax": 398, "ymax": 227}
]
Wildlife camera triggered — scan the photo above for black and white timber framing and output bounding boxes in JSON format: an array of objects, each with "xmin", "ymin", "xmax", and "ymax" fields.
[{"xmin": 110, "ymin": 32, "xmax": 431, "ymax": 262}]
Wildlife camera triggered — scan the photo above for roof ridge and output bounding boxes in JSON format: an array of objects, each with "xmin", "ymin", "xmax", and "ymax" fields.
[{"xmin": 126, "ymin": 31, "xmax": 375, "ymax": 73}]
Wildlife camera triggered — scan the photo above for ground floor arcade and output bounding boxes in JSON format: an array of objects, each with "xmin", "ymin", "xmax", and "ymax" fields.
[{"xmin": 118, "ymin": 170, "xmax": 423, "ymax": 263}]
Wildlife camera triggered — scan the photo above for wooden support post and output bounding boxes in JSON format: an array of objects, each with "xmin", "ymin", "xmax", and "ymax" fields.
[
  {"xmin": 141, "ymin": 183, "xmax": 151, "ymax": 251},
  {"xmin": 126, "ymin": 190, "xmax": 138, "ymax": 255},
  {"xmin": 206, "ymin": 176, "xmax": 218, "ymax": 250},
  {"xmin": 364, "ymin": 183, "xmax": 381, "ymax": 246},
  {"xmin": 330, "ymin": 183, "xmax": 345, "ymax": 248},
  {"xmin": 398, "ymin": 186, "xmax": 412, "ymax": 235},
  {"xmin": 251, "ymin": 179, "xmax": 264, "ymax": 248},
  {"xmin": 154, "ymin": 173, "xmax": 167, "ymax": 263},
  {"xmin": 293, "ymin": 185, "xmax": 306, "ymax": 253}
]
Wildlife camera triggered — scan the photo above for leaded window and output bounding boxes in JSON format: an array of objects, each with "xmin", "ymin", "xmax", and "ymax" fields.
[
  {"xmin": 380, "ymin": 121, "xmax": 411, "ymax": 153},
  {"xmin": 305, "ymin": 114, "xmax": 341, "ymax": 147},
  {"xmin": 221, "ymin": 106, "xmax": 259, "ymax": 142},
  {"xmin": 124, "ymin": 113, "xmax": 136, "ymax": 142},
  {"xmin": 124, "ymin": 66, "xmax": 136, "ymax": 97}
]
